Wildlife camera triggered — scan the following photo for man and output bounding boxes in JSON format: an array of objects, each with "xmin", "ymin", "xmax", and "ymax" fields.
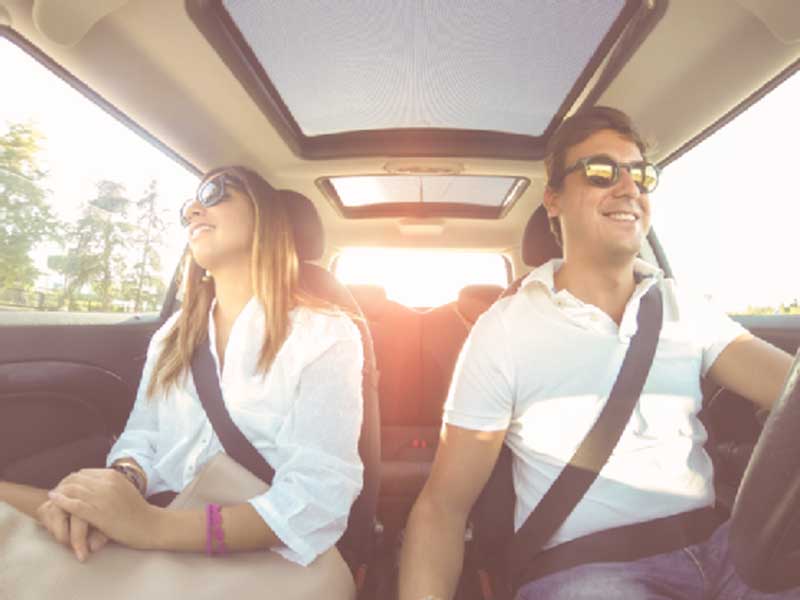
[{"xmin": 398, "ymin": 106, "xmax": 796, "ymax": 600}]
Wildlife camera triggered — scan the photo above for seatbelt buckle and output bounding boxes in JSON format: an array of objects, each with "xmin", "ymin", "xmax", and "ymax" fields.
[
  {"xmin": 354, "ymin": 563, "xmax": 368, "ymax": 592},
  {"xmin": 477, "ymin": 569, "xmax": 494, "ymax": 600}
]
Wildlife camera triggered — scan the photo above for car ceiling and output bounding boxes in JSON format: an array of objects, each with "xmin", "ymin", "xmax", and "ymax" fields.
[{"xmin": 1, "ymin": 0, "xmax": 798, "ymax": 274}]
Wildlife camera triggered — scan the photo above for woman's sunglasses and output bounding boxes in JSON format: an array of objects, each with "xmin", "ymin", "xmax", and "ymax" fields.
[
  {"xmin": 180, "ymin": 172, "xmax": 242, "ymax": 227},
  {"xmin": 561, "ymin": 155, "xmax": 659, "ymax": 194}
]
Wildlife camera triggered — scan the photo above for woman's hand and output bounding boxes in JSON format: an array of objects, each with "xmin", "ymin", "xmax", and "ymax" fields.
[
  {"xmin": 36, "ymin": 499, "xmax": 109, "ymax": 561},
  {"xmin": 48, "ymin": 468, "xmax": 162, "ymax": 550}
]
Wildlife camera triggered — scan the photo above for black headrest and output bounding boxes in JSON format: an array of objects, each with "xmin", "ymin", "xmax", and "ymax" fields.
[
  {"xmin": 282, "ymin": 190, "xmax": 324, "ymax": 261},
  {"xmin": 522, "ymin": 204, "xmax": 562, "ymax": 267},
  {"xmin": 458, "ymin": 284, "xmax": 503, "ymax": 324}
]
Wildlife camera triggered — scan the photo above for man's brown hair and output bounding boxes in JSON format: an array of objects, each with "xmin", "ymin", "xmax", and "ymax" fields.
[{"xmin": 544, "ymin": 106, "xmax": 648, "ymax": 246}]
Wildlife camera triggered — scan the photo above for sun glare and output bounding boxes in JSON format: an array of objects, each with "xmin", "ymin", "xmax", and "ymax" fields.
[{"xmin": 335, "ymin": 248, "xmax": 509, "ymax": 308}]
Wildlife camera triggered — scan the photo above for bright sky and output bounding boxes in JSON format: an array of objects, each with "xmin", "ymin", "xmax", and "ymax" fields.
[
  {"xmin": 1, "ymin": 36, "xmax": 797, "ymax": 312},
  {"xmin": 653, "ymin": 72, "xmax": 799, "ymax": 312}
]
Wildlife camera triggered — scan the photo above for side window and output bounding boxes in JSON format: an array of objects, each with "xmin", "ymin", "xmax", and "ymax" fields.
[
  {"xmin": 0, "ymin": 36, "xmax": 197, "ymax": 325},
  {"xmin": 655, "ymin": 71, "xmax": 799, "ymax": 316}
]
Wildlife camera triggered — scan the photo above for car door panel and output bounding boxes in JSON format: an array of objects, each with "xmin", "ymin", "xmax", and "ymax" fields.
[{"xmin": 0, "ymin": 319, "xmax": 162, "ymax": 486}]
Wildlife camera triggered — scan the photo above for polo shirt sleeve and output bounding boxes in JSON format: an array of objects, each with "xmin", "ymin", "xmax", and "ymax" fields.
[
  {"xmin": 443, "ymin": 305, "xmax": 514, "ymax": 431},
  {"xmin": 675, "ymin": 285, "xmax": 748, "ymax": 377}
]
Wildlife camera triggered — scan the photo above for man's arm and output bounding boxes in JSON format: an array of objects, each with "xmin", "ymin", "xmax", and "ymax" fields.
[
  {"xmin": 399, "ymin": 424, "xmax": 506, "ymax": 600},
  {"xmin": 707, "ymin": 333, "xmax": 794, "ymax": 410}
]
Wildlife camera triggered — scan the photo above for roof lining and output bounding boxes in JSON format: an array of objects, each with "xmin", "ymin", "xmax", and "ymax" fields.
[
  {"xmin": 578, "ymin": 0, "xmax": 669, "ymax": 111},
  {"xmin": 658, "ymin": 58, "xmax": 799, "ymax": 169}
]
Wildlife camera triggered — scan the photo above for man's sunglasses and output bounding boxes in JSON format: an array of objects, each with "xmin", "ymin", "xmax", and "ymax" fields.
[
  {"xmin": 180, "ymin": 172, "xmax": 242, "ymax": 227},
  {"xmin": 561, "ymin": 155, "xmax": 659, "ymax": 194}
]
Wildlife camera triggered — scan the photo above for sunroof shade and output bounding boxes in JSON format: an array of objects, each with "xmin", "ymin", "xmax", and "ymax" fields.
[
  {"xmin": 222, "ymin": 0, "xmax": 627, "ymax": 137},
  {"xmin": 330, "ymin": 175, "xmax": 520, "ymax": 207}
]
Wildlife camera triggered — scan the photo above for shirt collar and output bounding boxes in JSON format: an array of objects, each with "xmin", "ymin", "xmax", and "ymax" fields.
[
  {"xmin": 520, "ymin": 257, "xmax": 663, "ymax": 295},
  {"xmin": 207, "ymin": 296, "xmax": 259, "ymax": 347}
]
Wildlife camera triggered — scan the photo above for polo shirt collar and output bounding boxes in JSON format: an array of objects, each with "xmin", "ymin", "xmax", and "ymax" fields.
[{"xmin": 520, "ymin": 257, "xmax": 663, "ymax": 296}]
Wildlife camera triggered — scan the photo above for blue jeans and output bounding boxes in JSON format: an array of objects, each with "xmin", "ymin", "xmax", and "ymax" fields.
[{"xmin": 516, "ymin": 521, "xmax": 800, "ymax": 599}]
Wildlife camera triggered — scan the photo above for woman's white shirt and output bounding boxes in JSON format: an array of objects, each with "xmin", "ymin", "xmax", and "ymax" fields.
[{"xmin": 107, "ymin": 298, "xmax": 364, "ymax": 566}]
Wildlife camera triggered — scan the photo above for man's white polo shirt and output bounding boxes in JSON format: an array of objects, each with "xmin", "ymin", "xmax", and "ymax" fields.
[{"xmin": 443, "ymin": 258, "xmax": 747, "ymax": 548}]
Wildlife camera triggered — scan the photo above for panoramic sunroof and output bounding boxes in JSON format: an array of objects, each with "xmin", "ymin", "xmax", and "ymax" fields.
[
  {"xmin": 318, "ymin": 175, "xmax": 528, "ymax": 219},
  {"xmin": 189, "ymin": 0, "xmax": 646, "ymax": 159},
  {"xmin": 224, "ymin": 0, "xmax": 625, "ymax": 137}
]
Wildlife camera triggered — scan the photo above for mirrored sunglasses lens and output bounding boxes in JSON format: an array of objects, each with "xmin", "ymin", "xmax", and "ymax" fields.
[
  {"xmin": 631, "ymin": 164, "xmax": 658, "ymax": 193},
  {"xmin": 198, "ymin": 178, "xmax": 223, "ymax": 206},
  {"xmin": 643, "ymin": 164, "xmax": 658, "ymax": 192},
  {"xmin": 584, "ymin": 160, "xmax": 616, "ymax": 187}
]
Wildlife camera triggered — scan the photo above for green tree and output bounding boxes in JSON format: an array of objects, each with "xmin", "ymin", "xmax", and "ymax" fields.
[
  {"xmin": 90, "ymin": 180, "xmax": 132, "ymax": 310},
  {"xmin": 51, "ymin": 180, "xmax": 132, "ymax": 311},
  {"xmin": 126, "ymin": 180, "xmax": 169, "ymax": 312},
  {"xmin": 0, "ymin": 123, "xmax": 59, "ymax": 291}
]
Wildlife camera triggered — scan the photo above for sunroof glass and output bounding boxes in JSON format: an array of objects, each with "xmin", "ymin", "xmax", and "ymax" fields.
[
  {"xmin": 222, "ymin": 0, "xmax": 627, "ymax": 137},
  {"xmin": 328, "ymin": 175, "xmax": 521, "ymax": 208}
]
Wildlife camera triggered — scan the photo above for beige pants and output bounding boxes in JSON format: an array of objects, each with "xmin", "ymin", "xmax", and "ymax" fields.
[{"xmin": 0, "ymin": 454, "xmax": 356, "ymax": 600}]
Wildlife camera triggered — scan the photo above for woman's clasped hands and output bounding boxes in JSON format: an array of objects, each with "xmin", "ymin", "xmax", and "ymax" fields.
[{"xmin": 38, "ymin": 468, "xmax": 161, "ymax": 562}]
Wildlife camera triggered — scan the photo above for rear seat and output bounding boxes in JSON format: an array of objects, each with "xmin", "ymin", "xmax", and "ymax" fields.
[
  {"xmin": 348, "ymin": 282, "xmax": 503, "ymax": 535},
  {"xmin": 420, "ymin": 284, "xmax": 503, "ymax": 432}
]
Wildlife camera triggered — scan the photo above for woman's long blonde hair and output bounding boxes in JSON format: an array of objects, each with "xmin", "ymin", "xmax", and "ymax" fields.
[{"xmin": 147, "ymin": 166, "xmax": 319, "ymax": 399}]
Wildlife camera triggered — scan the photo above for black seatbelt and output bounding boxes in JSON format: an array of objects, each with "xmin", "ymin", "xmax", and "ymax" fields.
[
  {"xmin": 191, "ymin": 339, "xmax": 276, "ymax": 485},
  {"xmin": 508, "ymin": 283, "xmax": 663, "ymax": 589}
]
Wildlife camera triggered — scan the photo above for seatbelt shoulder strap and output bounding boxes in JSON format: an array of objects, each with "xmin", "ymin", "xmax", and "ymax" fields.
[
  {"xmin": 509, "ymin": 283, "xmax": 663, "ymax": 585},
  {"xmin": 191, "ymin": 341, "xmax": 276, "ymax": 485}
]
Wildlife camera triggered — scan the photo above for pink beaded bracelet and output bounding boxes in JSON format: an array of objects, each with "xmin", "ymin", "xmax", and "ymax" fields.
[{"xmin": 205, "ymin": 503, "xmax": 227, "ymax": 556}]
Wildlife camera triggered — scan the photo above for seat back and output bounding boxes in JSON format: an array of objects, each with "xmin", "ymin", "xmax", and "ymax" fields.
[
  {"xmin": 348, "ymin": 282, "xmax": 503, "ymax": 537},
  {"xmin": 420, "ymin": 284, "xmax": 503, "ymax": 429},
  {"xmin": 348, "ymin": 285, "xmax": 426, "ymax": 534}
]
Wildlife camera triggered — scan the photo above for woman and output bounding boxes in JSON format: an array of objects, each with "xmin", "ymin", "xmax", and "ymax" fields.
[{"xmin": 0, "ymin": 166, "xmax": 364, "ymax": 569}]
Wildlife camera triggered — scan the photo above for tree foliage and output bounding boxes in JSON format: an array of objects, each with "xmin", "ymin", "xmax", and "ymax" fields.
[
  {"xmin": 0, "ymin": 123, "xmax": 58, "ymax": 290},
  {"xmin": 51, "ymin": 180, "xmax": 133, "ymax": 310},
  {"xmin": 123, "ymin": 179, "xmax": 170, "ymax": 312},
  {"xmin": 0, "ymin": 120, "xmax": 178, "ymax": 314}
]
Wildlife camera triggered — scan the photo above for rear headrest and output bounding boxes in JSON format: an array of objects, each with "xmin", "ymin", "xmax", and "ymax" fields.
[
  {"xmin": 522, "ymin": 204, "xmax": 562, "ymax": 267},
  {"xmin": 282, "ymin": 190, "xmax": 324, "ymax": 261},
  {"xmin": 347, "ymin": 285, "xmax": 388, "ymax": 320},
  {"xmin": 458, "ymin": 284, "xmax": 503, "ymax": 324}
]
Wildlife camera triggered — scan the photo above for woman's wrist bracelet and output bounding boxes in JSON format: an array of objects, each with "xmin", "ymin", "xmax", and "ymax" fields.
[
  {"xmin": 205, "ymin": 503, "xmax": 227, "ymax": 556},
  {"xmin": 111, "ymin": 464, "xmax": 146, "ymax": 496}
]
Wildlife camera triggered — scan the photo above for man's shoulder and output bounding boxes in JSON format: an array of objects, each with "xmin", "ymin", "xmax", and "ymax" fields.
[
  {"xmin": 478, "ymin": 289, "xmax": 524, "ymax": 322},
  {"xmin": 472, "ymin": 282, "xmax": 554, "ymax": 341}
]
